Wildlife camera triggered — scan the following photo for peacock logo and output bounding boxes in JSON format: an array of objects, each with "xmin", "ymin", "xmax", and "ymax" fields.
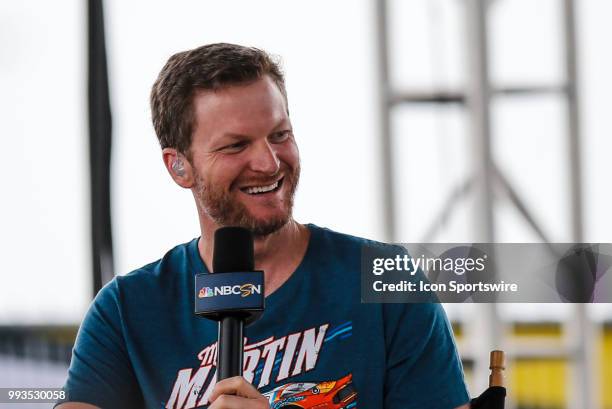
[{"xmin": 198, "ymin": 287, "xmax": 215, "ymax": 298}]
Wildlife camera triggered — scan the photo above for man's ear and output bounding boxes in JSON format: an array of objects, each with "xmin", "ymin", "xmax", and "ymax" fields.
[{"xmin": 162, "ymin": 148, "xmax": 194, "ymax": 188}]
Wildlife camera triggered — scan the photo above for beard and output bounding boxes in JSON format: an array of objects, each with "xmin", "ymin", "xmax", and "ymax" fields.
[{"xmin": 193, "ymin": 164, "xmax": 300, "ymax": 237}]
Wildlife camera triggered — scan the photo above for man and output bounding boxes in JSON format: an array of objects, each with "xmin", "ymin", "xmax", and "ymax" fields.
[{"xmin": 59, "ymin": 43, "xmax": 470, "ymax": 409}]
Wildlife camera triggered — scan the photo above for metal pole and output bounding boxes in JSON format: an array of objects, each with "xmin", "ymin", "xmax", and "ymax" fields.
[
  {"xmin": 375, "ymin": 0, "xmax": 396, "ymax": 242},
  {"xmin": 562, "ymin": 2, "xmax": 595, "ymax": 408},
  {"xmin": 564, "ymin": 0, "xmax": 584, "ymax": 244},
  {"xmin": 464, "ymin": 0, "xmax": 500, "ymax": 394},
  {"xmin": 88, "ymin": 0, "xmax": 115, "ymax": 296},
  {"xmin": 465, "ymin": 0, "xmax": 495, "ymax": 244}
]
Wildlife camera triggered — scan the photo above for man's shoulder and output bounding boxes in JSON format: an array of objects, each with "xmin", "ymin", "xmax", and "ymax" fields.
[
  {"xmin": 309, "ymin": 224, "xmax": 404, "ymax": 254},
  {"xmin": 310, "ymin": 223, "xmax": 383, "ymax": 246},
  {"xmin": 90, "ymin": 238, "xmax": 200, "ymax": 313},
  {"xmin": 112, "ymin": 238, "xmax": 200, "ymax": 290}
]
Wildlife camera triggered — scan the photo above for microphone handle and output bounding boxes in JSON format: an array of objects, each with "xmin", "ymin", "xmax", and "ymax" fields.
[{"xmin": 217, "ymin": 316, "xmax": 244, "ymax": 380}]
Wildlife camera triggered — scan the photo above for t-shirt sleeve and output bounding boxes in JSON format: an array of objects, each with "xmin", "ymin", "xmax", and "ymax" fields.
[
  {"xmin": 58, "ymin": 279, "xmax": 143, "ymax": 409},
  {"xmin": 383, "ymin": 302, "xmax": 470, "ymax": 409}
]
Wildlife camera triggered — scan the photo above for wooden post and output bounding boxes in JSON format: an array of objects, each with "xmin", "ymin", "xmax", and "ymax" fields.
[{"xmin": 489, "ymin": 350, "xmax": 505, "ymax": 387}]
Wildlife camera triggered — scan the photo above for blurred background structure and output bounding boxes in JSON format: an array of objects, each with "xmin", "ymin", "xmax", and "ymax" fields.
[{"xmin": 1, "ymin": 0, "xmax": 611, "ymax": 408}]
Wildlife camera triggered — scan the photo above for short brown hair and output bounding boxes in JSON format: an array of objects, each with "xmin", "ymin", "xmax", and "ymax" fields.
[{"xmin": 150, "ymin": 43, "xmax": 287, "ymax": 156}]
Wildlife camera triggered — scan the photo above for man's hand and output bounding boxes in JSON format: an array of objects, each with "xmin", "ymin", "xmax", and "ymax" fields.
[{"xmin": 208, "ymin": 376, "xmax": 269, "ymax": 409}]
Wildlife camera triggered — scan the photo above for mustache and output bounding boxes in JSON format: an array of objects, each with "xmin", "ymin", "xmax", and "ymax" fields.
[
  {"xmin": 235, "ymin": 167, "xmax": 299, "ymax": 189},
  {"xmin": 227, "ymin": 162, "xmax": 300, "ymax": 192},
  {"xmin": 238, "ymin": 175, "xmax": 283, "ymax": 187}
]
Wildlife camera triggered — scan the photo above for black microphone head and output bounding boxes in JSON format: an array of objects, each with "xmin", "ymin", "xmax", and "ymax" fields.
[{"xmin": 213, "ymin": 227, "xmax": 254, "ymax": 272}]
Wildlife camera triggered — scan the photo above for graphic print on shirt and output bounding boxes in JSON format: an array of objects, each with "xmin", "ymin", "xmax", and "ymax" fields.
[
  {"xmin": 164, "ymin": 321, "xmax": 355, "ymax": 409},
  {"xmin": 263, "ymin": 373, "xmax": 357, "ymax": 409}
]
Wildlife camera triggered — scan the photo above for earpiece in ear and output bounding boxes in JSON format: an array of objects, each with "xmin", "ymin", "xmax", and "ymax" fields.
[{"xmin": 172, "ymin": 158, "xmax": 185, "ymax": 176}]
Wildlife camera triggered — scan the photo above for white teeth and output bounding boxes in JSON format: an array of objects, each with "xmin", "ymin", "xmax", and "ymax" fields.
[{"xmin": 245, "ymin": 181, "xmax": 279, "ymax": 194}]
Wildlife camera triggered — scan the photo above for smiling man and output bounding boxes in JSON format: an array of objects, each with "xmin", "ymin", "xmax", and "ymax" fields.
[{"xmin": 58, "ymin": 43, "xmax": 471, "ymax": 409}]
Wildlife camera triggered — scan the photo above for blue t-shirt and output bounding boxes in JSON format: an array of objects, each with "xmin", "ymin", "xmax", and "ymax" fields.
[{"xmin": 62, "ymin": 224, "xmax": 470, "ymax": 409}]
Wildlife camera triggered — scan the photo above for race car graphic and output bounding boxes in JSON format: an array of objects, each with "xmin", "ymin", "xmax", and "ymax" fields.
[{"xmin": 263, "ymin": 374, "xmax": 357, "ymax": 409}]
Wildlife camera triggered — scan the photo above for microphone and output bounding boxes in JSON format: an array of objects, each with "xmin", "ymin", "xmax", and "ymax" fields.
[{"xmin": 194, "ymin": 227, "xmax": 265, "ymax": 380}]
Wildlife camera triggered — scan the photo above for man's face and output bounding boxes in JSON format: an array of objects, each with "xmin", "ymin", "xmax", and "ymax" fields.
[{"xmin": 188, "ymin": 76, "xmax": 300, "ymax": 237}]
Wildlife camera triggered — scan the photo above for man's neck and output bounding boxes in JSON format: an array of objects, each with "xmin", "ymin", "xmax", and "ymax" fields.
[{"xmin": 197, "ymin": 219, "xmax": 310, "ymax": 296}]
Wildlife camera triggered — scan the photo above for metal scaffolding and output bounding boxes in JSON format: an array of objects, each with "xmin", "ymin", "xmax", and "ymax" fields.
[{"xmin": 374, "ymin": 0, "xmax": 596, "ymax": 408}]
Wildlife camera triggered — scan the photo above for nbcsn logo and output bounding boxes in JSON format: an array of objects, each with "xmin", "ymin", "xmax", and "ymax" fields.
[{"xmin": 198, "ymin": 284, "xmax": 261, "ymax": 299}]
